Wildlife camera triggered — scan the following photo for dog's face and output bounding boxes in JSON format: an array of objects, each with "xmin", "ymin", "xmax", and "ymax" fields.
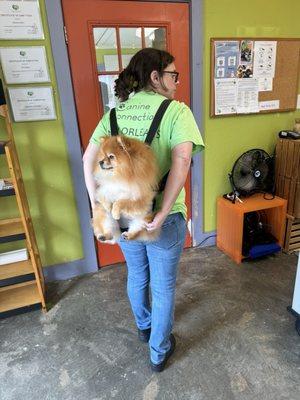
[
  {"xmin": 94, "ymin": 136, "xmax": 134, "ymax": 180},
  {"xmin": 94, "ymin": 135, "xmax": 158, "ymax": 194},
  {"xmin": 98, "ymin": 143, "xmax": 119, "ymax": 172}
]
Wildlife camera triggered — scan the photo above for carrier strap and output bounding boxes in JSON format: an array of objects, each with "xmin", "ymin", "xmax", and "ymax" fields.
[
  {"xmin": 144, "ymin": 99, "xmax": 172, "ymax": 145},
  {"xmin": 109, "ymin": 107, "xmax": 119, "ymax": 136},
  {"xmin": 109, "ymin": 98, "xmax": 172, "ymax": 142}
]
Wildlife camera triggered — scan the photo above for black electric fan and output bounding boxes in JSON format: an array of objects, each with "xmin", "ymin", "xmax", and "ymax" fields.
[{"xmin": 229, "ymin": 149, "xmax": 274, "ymax": 198}]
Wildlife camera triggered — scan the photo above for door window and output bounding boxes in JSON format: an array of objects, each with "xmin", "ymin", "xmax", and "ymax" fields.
[
  {"xmin": 93, "ymin": 27, "xmax": 119, "ymax": 72},
  {"xmin": 92, "ymin": 26, "xmax": 167, "ymax": 109},
  {"xmin": 145, "ymin": 27, "xmax": 167, "ymax": 50},
  {"xmin": 120, "ymin": 27, "xmax": 142, "ymax": 68}
]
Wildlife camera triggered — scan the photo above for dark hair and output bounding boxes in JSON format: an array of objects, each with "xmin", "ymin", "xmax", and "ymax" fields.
[{"xmin": 114, "ymin": 48, "xmax": 174, "ymax": 101}]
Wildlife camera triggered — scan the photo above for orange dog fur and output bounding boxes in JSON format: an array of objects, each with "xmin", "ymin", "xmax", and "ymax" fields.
[{"xmin": 92, "ymin": 135, "xmax": 159, "ymax": 243}]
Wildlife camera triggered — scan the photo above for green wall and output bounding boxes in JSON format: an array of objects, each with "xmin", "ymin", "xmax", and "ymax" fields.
[
  {"xmin": 2, "ymin": 0, "xmax": 300, "ymax": 268},
  {"xmin": 203, "ymin": 0, "xmax": 300, "ymax": 232},
  {"xmin": 0, "ymin": 0, "xmax": 83, "ymax": 266}
]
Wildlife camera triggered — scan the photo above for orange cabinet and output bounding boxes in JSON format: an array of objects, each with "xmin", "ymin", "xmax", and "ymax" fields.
[{"xmin": 217, "ymin": 194, "xmax": 287, "ymax": 264}]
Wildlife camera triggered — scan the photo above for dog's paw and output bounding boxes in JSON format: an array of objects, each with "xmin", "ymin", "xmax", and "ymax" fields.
[
  {"xmin": 96, "ymin": 233, "xmax": 112, "ymax": 241},
  {"xmin": 121, "ymin": 231, "xmax": 138, "ymax": 241},
  {"xmin": 102, "ymin": 201, "xmax": 112, "ymax": 213},
  {"xmin": 111, "ymin": 203, "xmax": 121, "ymax": 220},
  {"xmin": 96, "ymin": 234, "xmax": 116, "ymax": 244},
  {"xmin": 121, "ymin": 231, "xmax": 129, "ymax": 240}
]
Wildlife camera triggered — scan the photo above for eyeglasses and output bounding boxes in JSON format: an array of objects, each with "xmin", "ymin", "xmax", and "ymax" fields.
[{"xmin": 162, "ymin": 71, "xmax": 179, "ymax": 83}]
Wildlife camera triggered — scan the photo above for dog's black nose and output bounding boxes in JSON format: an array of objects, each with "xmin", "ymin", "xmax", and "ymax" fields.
[
  {"xmin": 99, "ymin": 160, "xmax": 104, "ymax": 168},
  {"xmin": 97, "ymin": 235, "xmax": 106, "ymax": 242}
]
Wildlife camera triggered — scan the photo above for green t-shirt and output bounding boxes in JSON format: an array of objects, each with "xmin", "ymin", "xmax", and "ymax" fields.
[{"xmin": 90, "ymin": 90, "xmax": 204, "ymax": 219}]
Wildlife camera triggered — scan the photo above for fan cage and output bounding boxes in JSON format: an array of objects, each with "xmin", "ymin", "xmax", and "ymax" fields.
[{"xmin": 230, "ymin": 148, "xmax": 274, "ymax": 196}]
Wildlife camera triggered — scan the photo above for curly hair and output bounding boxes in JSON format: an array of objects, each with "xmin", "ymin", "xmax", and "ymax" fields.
[{"xmin": 114, "ymin": 48, "xmax": 174, "ymax": 101}]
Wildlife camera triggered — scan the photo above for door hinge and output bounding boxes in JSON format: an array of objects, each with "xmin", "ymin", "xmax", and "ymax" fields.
[{"xmin": 63, "ymin": 26, "xmax": 68, "ymax": 45}]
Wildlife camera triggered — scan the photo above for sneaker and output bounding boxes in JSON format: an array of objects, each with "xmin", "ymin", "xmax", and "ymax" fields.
[
  {"xmin": 138, "ymin": 328, "xmax": 151, "ymax": 343},
  {"xmin": 150, "ymin": 333, "xmax": 176, "ymax": 372}
]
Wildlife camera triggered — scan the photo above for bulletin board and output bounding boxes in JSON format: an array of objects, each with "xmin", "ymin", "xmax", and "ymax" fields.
[{"xmin": 210, "ymin": 38, "xmax": 300, "ymax": 117}]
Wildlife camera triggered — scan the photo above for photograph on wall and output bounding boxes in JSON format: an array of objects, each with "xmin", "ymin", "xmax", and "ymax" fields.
[
  {"xmin": 236, "ymin": 40, "xmax": 253, "ymax": 79},
  {"xmin": 0, "ymin": 0, "xmax": 44, "ymax": 40},
  {"xmin": 215, "ymin": 41, "xmax": 239, "ymax": 78},
  {"xmin": 0, "ymin": 46, "xmax": 50, "ymax": 84},
  {"xmin": 8, "ymin": 86, "xmax": 56, "ymax": 122},
  {"xmin": 240, "ymin": 40, "xmax": 253, "ymax": 63},
  {"xmin": 236, "ymin": 64, "xmax": 253, "ymax": 78}
]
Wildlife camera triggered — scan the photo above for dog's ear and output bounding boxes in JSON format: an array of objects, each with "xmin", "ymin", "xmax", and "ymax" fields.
[{"xmin": 116, "ymin": 135, "xmax": 128, "ymax": 152}]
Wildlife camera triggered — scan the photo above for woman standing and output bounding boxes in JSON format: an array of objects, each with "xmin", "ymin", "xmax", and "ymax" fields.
[{"xmin": 83, "ymin": 48, "xmax": 204, "ymax": 372}]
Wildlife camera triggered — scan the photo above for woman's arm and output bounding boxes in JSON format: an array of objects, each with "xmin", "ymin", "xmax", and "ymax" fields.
[
  {"xmin": 82, "ymin": 142, "xmax": 100, "ymax": 209},
  {"xmin": 146, "ymin": 141, "xmax": 193, "ymax": 231}
]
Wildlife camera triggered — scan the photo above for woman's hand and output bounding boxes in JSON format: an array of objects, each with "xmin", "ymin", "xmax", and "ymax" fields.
[{"xmin": 145, "ymin": 210, "xmax": 168, "ymax": 231}]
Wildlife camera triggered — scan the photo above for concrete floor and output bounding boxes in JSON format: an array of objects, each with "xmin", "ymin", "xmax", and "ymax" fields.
[{"xmin": 0, "ymin": 247, "xmax": 299, "ymax": 400}]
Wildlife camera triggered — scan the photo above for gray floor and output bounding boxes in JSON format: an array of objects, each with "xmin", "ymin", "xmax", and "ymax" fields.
[{"xmin": 0, "ymin": 247, "xmax": 299, "ymax": 400}]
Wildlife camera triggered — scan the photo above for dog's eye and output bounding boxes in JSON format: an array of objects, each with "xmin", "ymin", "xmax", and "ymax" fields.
[{"xmin": 108, "ymin": 154, "xmax": 115, "ymax": 160}]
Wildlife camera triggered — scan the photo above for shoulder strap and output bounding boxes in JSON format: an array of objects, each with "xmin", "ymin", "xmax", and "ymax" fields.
[
  {"xmin": 144, "ymin": 99, "xmax": 172, "ymax": 145},
  {"xmin": 110, "ymin": 99, "xmax": 172, "ymax": 141},
  {"xmin": 109, "ymin": 108, "xmax": 119, "ymax": 136}
]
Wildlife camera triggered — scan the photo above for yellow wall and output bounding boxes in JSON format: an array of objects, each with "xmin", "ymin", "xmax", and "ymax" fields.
[
  {"xmin": 203, "ymin": 0, "xmax": 300, "ymax": 232},
  {"xmin": 0, "ymin": 0, "xmax": 83, "ymax": 266}
]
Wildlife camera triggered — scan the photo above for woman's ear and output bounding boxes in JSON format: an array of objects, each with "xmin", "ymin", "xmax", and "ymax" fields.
[{"xmin": 150, "ymin": 70, "xmax": 160, "ymax": 88}]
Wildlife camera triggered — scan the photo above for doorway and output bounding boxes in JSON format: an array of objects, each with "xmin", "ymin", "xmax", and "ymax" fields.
[{"xmin": 62, "ymin": 0, "xmax": 192, "ymax": 267}]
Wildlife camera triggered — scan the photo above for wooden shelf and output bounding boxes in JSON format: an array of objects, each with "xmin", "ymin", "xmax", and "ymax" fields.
[
  {"xmin": 0, "ymin": 102, "xmax": 46, "ymax": 316},
  {"xmin": 0, "ymin": 189, "xmax": 15, "ymax": 197},
  {"xmin": 217, "ymin": 194, "xmax": 287, "ymax": 264},
  {"xmin": 284, "ymin": 215, "xmax": 300, "ymax": 252},
  {"xmin": 0, "ymin": 141, "xmax": 7, "ymax": 154},
  {"xmin": 221, "ymin": 194, "xmax": 286, "ymax": 213},
  {"xmin": 0, "ymin": 260, "xmax": 33, "ymax": 280},
  {"xmin": 0, "ymin": 177, "xmax": 14, "ymax": 197},
  {"xmin": 0, "ymin": 218, "xmax": 24, "ymax": 240},
  {"xmin": 0, "ymin": 281, "xmax": 41, "ymax": 313}
]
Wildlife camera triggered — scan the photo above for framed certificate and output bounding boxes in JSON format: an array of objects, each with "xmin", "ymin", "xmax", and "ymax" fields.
[
  {"xmin": 0, "ymin": 0, "xmax": 44, "ymax": 40},
  {"xmin": 0, "ymin": 47, "xmax": 50, "ymax": 84},
  {"xmin": 8, "ymin": 86, "xmax": 56, "ymax": 122}
]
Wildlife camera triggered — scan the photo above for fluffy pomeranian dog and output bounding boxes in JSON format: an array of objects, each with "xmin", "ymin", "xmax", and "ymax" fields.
[{"xmin": 92, "ymin": 135, "xmax": 159, "ymax": 243}]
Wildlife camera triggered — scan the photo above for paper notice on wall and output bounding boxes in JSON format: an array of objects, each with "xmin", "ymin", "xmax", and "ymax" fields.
[
  {"xmin": 236, "ymin": 78, "xmax": 259, "ymax": 113},
  {"xmin": 297, "ymin": 94, "xmax": 300, "ymax": 109},
  {"xmin": 253, "ymin": 41, "xmax": 277, "ymax": 78},
  {"xmin": 258, "ymin": 77, "xmax": 273, "ymax": 92},
  {"xmin": 215, "ymin": 41, "xmax": 240, "ymax": 78},
  {"xmin": 214, "ymin": 78, "xmax": 238, "ymax": 115},
  {"xmin": 0, "ymin": 0, "xmax": 44, "ymax": 40},
  {"xmin": 259, "ymin": 100, "xmax": 280, "ymax": 111}
]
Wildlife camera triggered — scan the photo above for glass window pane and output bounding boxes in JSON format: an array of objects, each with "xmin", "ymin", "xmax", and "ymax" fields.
[
  {"xmin": 98, "ymin": 75, "xmax": 118, "ymax": 112},
  {"xmin": 93, "ymin": 27, "xmax": 119, "ymax": 72},
  {"xmin": 145, "ymin": 27, "xmax": 167, "ymax": 50},
  {"xmin": 120, "ymin": 28, "xmax": 142, "ymax": 68}
]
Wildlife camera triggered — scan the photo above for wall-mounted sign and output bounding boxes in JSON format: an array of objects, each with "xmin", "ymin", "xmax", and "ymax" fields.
[
  {"xmin": 0, "ymin": 46, "xmax": 50, "ymax": 84},
  {"xmin": 8, "ymin": 86, "xmax": 56, "ymax": 122},
  {"xmin": 0, "ymin": 0, "xmax": 44, "ymax": 40}
]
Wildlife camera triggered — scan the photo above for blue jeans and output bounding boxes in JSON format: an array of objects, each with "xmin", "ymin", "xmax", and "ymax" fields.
[{"xmin": 119, "ymin": 212, "xmax": 187, "ymax": 364}]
